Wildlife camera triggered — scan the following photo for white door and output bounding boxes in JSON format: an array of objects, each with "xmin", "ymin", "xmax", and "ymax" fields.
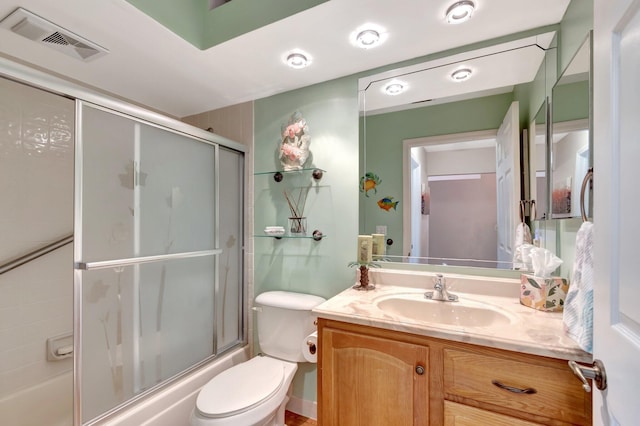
[
  {"xmin": 496, "ymin": 101, "xmax": 520, "ymax": 265},
  {"xmin": 591, "ymin": 0, "xmax": 640, "ymax": 423},
  {"xmin": 410, "ymin": 159, "xmax": 422, "ymax": 258}
]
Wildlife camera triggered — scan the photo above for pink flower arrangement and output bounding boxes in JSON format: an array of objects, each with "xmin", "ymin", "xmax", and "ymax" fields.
[
  {"xmin": 281, "ymin": 143, "xmax": 303, "ymax": 161},
  {"xmin": 283, "ymin": 122, "xmax": 301, "ymax": 139}
]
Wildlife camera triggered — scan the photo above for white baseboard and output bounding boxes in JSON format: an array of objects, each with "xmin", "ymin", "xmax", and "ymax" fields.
[{"xmin": 286, "ymin": 396, "xmax": 317, "ymax": 420}]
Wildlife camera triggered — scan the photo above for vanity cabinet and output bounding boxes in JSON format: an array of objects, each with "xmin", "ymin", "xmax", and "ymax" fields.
[{"xmin": 317, "ymin": 319, "xmax": 592, "ymax": 426}]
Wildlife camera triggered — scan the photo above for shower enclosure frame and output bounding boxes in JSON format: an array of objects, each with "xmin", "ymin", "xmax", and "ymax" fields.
[{"xmin": 0, "ymin": 57, "xmax": 248, "ymax": 426}]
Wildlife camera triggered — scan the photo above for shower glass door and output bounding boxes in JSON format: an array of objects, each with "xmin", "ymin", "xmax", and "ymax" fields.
[{"xmin": 75, "ymin": 102, "xmax": 224, "ymax": 423}]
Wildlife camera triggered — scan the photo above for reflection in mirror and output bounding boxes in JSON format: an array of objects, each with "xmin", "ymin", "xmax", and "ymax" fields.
[
  {"xmin": 530, "ymin": 101, "xmax": 548, "ymax": 219},
  {"xmin": 405, "ymin": 131, "xmax": 501, "ymax": 269},
  {"xmin": 360, "ymin": 33, "xmax": 556, "ymax": 270},
  {"xmin": 551, "ymin": 34, "xmax": 591, "ymax": 219}
]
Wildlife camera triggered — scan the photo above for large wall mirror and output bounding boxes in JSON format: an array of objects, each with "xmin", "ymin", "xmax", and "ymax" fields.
[
  {"xmin": 359, "ymin": 32, "xmax": 558, "ymax": 270},
  {"xmin": 550, "ymin": 32, "xmax": 592, "ymax": 220}
]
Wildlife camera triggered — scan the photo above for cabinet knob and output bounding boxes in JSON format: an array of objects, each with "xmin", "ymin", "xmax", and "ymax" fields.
[{"xmin": 415, "ymin": 365, "xmax": 425, "ymax": 375}]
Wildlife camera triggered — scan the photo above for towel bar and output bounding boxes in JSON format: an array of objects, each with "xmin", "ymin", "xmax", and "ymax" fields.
[{"xmin": 580, "ymin": 168, "xmax": 594, "ymax": 222}]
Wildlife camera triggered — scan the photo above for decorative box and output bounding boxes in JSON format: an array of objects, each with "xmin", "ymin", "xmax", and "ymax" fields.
[{"xmin": 520, "ymin": 274, "xmax": 569, "ymax": 312}]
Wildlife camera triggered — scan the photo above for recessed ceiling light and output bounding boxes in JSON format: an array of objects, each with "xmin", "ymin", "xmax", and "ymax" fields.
[
  {"xmin": 286, "ymin": 52, "xmax": 310, "ymax": 69},
  {"xmin": 451, "ymin": 68, "xmax": 473, "ymax": 81},
  {"xmin": 350, "ymin": 24, "xmax": 388, "ymax": 49},
  {"xmin": 356, "ymin": 29, "xmax": 381, "ymax": 48},
  {"xmin": 384, "ymin": 81, "xmax": 406, "ymax": 95},
  {"xmin": 445, "ymin": 1, "xmax": 476, "ymax": 24}
]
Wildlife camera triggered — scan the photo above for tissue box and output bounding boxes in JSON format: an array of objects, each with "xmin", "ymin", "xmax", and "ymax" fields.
[{"xmin": 520, "ymin": 274, "xmax": 569, "ymax": 312}]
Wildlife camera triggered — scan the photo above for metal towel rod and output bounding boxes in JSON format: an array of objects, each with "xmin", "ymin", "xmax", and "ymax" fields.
[
  {"xmin": 0, "ymin": 233, "xmax": 73, "ymax": 275},
  {"xmin": 580, "ymin": 168, "xmax": 594, "ymax": 222}
]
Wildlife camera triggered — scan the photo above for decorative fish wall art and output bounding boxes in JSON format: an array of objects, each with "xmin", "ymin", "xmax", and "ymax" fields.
[
  {"xmin": 377, "ymin": 196, "xmax": 399, "ymax": 211},
  {"xmin": 360, "ymin": 172, "xmax": 381, "ymax": 197}
]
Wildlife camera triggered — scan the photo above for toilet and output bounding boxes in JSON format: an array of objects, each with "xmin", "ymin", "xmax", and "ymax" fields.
[{"xmin": 190, "ymin": 291, "xmax": 326, "ymax": 426}]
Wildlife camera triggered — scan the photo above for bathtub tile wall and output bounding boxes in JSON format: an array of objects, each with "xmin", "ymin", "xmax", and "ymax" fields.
[{"xmin": 0, "ymin": 77, "xmax": 74, "ymax": 402}]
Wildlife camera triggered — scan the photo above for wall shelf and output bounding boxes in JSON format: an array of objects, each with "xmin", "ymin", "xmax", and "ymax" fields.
[
  {"xmin": 254, "ymin": 167, "xmax": 325, "ymax": 182},
  {"xmin": 255, "ymin": 230, "xmax": 325, "ymax": 241},
  {"xmin": 255, "ymin": 167, "xmax": 327, "ymax": 242}
]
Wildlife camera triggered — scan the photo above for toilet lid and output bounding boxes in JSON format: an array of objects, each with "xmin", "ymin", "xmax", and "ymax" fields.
[{"xmin": 196, "ymin": 356, "xmax": 285, "ymax": 418}]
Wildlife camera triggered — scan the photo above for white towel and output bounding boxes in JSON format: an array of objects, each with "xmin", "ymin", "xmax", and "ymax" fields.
[
  {"xmin": 563, "ymin": 221, "xmax": 594, "ymax": 353},
  {"xmin": 512, "ymin": 223, "xmax": 532, "ymax": 269}
]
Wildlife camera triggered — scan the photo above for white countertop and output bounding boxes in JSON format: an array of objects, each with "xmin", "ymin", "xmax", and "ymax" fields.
[{"xmin": 313, "ymin": 269, "xmax": 592, "ymax": 363}]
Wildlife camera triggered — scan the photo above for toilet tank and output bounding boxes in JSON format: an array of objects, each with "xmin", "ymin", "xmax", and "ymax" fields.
[{"xmin": 254, "ymin": 291, "xmax": 326, "ymax": 362}]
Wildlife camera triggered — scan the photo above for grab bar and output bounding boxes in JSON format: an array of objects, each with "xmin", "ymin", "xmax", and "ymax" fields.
[
  {"xmin": 0, "ymin": 233, "xmax": 73, "ymax": 275},
  {"xmin": 580, "ymin": 168, "xmax": 594, "ymax": 222},
  {"xmin": 75, "ymin": 248, "xmax": 222, "ymax": 270}
]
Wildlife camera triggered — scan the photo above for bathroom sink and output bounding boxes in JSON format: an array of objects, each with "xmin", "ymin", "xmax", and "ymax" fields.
[{"xmin": 375, "ymin": 293, "xmax": 515, "ymax": 328}]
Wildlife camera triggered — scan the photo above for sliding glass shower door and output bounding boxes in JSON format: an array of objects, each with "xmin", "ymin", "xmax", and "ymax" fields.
[{"xmin": 74, "ymin": 102, "xmax": 243, "ymax": 423}]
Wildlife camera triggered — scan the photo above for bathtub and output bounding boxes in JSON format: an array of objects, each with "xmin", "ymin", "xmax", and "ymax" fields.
[
  {"xmin": 97, "ymin": 346, "xmax": 250, "ymax": 426},
  {"xmin": 0, "ymin": 371, "xmax": 73, "ymax": 426},
  {"xmin": 0, "ymin": 347, "xmax": 249, "ymax": 426}
]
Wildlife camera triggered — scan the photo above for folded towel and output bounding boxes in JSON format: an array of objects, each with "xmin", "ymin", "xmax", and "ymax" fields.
[
  {"xmin": 513, "ymin": 223, "xmax": 532, "ymax": 269},
  {"xmin": 563, "ymin": 221, "xmax": 594, "ymax": 353}
]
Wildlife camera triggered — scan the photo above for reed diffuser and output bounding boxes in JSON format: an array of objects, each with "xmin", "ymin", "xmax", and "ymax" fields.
[{"xmin": 284, "ymin": 186, "xmax": 309, "ymax": 234}]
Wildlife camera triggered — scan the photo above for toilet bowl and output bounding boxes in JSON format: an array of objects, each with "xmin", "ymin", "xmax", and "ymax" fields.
[
  {"xmin": 190, "ymin": 291, "xmax": 325, "ymax": 426},
  {"xmin": 190, "ymin": 356, "xmax": 297, "ymax": 426}
]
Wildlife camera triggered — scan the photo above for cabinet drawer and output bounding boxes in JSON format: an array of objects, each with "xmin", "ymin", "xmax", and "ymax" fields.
[
  {"xmin": 443, "ymin": 349, "xmax": 590, "ymax": 424},
  {"xmin": 445, "ymin": 401, "xmax": 540, "ymax": 426}
]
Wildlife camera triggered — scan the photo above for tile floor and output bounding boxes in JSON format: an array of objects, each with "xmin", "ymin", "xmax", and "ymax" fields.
[{"xmin": 285, "ymin": 410, "xmax": 317, "ymax": 425}]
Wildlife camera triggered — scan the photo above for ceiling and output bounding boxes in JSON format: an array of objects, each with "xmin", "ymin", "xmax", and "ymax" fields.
[{"xmin": 0, "ymin": 0, "xmax": 571, "ymax": 118}]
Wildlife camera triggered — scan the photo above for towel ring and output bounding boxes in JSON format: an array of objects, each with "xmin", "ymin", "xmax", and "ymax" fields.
[{"xmin": 580, "ymin": 168, "xmax": 594, "ymax": 222}]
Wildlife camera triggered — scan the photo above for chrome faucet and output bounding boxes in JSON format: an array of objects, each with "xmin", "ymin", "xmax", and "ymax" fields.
[{"xmin": 424, "ymin": 274, "xmax": 458, "ymax": 302}]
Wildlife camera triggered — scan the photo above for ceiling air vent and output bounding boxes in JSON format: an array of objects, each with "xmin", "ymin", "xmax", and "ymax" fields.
[{"xmin": 0, "ymin": 8, "xmax": 108, "ymax": 62}]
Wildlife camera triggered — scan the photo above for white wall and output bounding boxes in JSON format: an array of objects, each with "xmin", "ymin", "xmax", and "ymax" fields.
[
  {"xmin": 425, "ymin": 146, "xmax": 496, "ymax": 176},
  {"xmin": 0, "ymin": 78, "xmax": 74, "ymax": 402}
]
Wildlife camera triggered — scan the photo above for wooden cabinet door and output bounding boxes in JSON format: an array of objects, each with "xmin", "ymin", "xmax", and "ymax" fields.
[{"xmin": 319, "ymin": 327, "xmax": 429, "ymax": 426}]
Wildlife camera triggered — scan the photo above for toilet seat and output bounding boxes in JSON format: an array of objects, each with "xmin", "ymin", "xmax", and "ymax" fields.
[{"xmin": 196, "ymin": 356, "xmax": 285, "ymax": 418}]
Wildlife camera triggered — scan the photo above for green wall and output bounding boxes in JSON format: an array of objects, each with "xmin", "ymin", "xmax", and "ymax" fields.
[
  {"xmin": 553, "ymin": 80, "xmax": 590, "ymax": 123},
  {"xmin": 253, "ymin": 75, "xmax": 359, "ymax": 402},
  {"xmin": 558, "ymin": 0, "xmax": 594, "ymax": 75},
  {"xmin": 250, "ymin": 0, "xmax": 594, "ymax": 408}
]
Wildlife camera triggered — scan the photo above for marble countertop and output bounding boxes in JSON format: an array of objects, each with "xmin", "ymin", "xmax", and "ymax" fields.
[{"xmin": 313, "ymin": 272, "xmax": 592, "ymax": 363}]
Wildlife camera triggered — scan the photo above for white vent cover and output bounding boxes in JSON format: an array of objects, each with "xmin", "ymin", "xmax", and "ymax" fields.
[{"xmin": 0, "ymin": 8, "xmax": 108, "ymax": 62}]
